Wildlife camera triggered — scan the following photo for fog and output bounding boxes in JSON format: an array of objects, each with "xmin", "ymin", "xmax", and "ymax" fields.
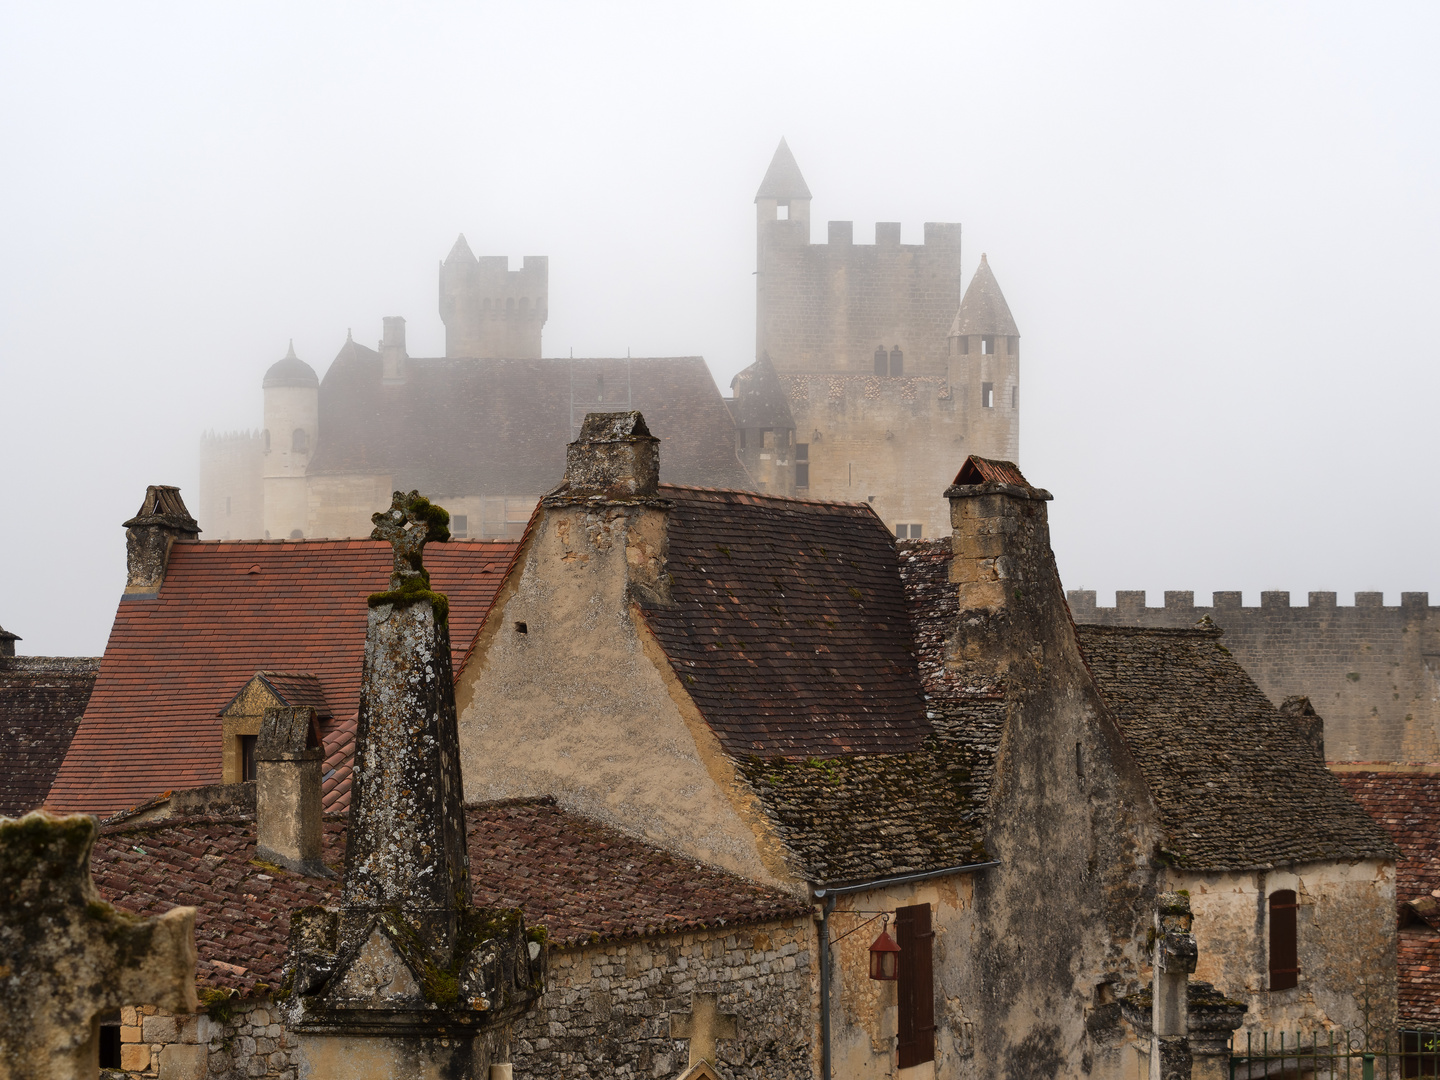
[{"xmin": 3, "ymin": 2, "xmax": 1436, "ymax": 656}]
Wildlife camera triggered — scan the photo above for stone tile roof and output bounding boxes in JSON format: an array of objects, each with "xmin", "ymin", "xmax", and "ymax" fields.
[
  {"xmin": 231, "ymin": 672, "xmax": 332, "ymax": 719},
  {"xmin": 1334, "ymin": 771, "xmax": 1440, "ymax": 1024},
  {"xmin": 754, "ymin": 138, "xmax": 811, "ymax": 201},
  {"xmin": 91, "ymin": 798, "xmax": 808, "ymax": 999},
  {"xmin": 48, "ymin": 539, "xmax": 515, "ymax": 817},
  {"xmin": 1075, "ymin": 625, "xmax": 1396, "ymax": 871},
  {"xmin": 0, "ymin": 657, "xmax": 100, "ymax": 816},
  {"xmin": 729, "ymin": 355, "xmax": 796, "ymax": 431},
  {"xmin": 949, "ymin": 253, "xmax": 1019, "ymax": 337},
  {"xmin": 307, "ymin": 348, "xmax": 751, "ymax": 495},
  {"xmin": 642, "ymin": 485, "xmax": 930, "ymax": 757}
]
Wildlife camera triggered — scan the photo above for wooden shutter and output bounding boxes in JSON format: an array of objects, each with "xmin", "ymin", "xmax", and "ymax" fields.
[
  {"xmin": 896, "ymin": 903, "xmax": 936, "ymax": 1068},
  {"xmin": 1269, "ymin": 889, "xmax": 1299, "ymax": 991}
]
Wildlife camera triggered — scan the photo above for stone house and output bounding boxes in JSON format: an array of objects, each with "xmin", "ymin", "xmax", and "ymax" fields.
[
  {"xmin": 45, "ymin": 486, "xmax": 516, "ymax": 818},
  {"xmin": 0, "ymin": 622, "xmax": 97, "ymax": 815},
  {"xmin": 83, "ymin": 795, "xmax": 811, "ymax": 1079},
  {"xmin": 452, "ymin": 413, "xmax": 1397, "ymax": 1076}
]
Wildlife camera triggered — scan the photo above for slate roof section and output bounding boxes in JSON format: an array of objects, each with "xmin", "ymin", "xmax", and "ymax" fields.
[
  {"xmin": 1075, "ymin": 625, "xmax": 1396, "ymax": 871},
  {"xmin": 1335, "ymin": 771, "xmax": 1440, "ymax": 1023},
  {"xmin": 0, "ymin": 656, "xmax": 100, "ymax": 816},
  {"xmin": 47, "ymin": 539, "xmax": 515, "ymax": 816},
  {"xmin": 642, "ymin": 485, "xmax": 930, "ymax": 757},
  {"xmin": 91, "ymin": 798, "xmax": 809, "ymax": 998},
  {"xmin": 755, "ymin": 138, "xmax": 812, "ymax": 201},
  {"xmin": 730, "ymin": 355, "xmax": 797, "ymax": 432},
  {"xmin": 262, "ymin": 341, "xmax": 318, "ymax": 389},
  {"xmin": 307, "ymin": 347, "xmax": 751, "ymax": 496},
  {"xmin": 949, "ymin": 254, "xmax": 1019, "ymax": 338}
]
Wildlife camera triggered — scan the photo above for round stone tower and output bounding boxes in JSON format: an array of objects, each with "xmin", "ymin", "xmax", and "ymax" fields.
[{"xmin": 262, "ymin": 341, "xmax": 319, "ymax": 539}]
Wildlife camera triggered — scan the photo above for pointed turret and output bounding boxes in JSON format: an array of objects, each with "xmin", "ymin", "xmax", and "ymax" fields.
[
  {"xmin": 755, "ymin": 138, "xmax": 812, "ymax": 202},
  {"xmin": 444, "ymin": 233, "xmax": 477, "ymax": 266},
  {"xmin": 950, "ymin": 254, "xmax": 1019, "ymax": 338}
]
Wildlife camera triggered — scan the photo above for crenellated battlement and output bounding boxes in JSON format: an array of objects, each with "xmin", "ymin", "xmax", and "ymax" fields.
[{"xmin": 1068, "ymin": 588, "xmax": 1440, "ymax": 766}]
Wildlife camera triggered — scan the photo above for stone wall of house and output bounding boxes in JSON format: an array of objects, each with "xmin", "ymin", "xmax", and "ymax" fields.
[
  {"xmin": 112, "ymin": 1000, "xmax": 299, "ymax": 1080},
  {"xmin": 1069, "ymin": 591, "xmax": 1440, "ymax": 764},
  {"xmin": 1175, "ymin": 859, "xmax": 1398, "ymax": 1035},
  {"xmin": 512, "ymin": 920, "xmax": 814, "ymax": 1080}
]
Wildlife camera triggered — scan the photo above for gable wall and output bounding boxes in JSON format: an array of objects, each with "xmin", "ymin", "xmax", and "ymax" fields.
[{"xmin": 454, "ymin": 502, "xmax": 795, "ymax": 888}]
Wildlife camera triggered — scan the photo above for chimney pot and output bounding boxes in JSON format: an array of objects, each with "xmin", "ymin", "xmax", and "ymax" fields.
[
  {"xmin": 381, "ymin": 316, "xmax": 408, "ymax": 384},
  {"xmin": 559, "ymin": 411, "xmax": 660, "ymax": 500}
]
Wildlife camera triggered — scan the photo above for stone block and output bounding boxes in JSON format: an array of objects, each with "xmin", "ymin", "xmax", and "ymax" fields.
[
  {"xmin": 159, "ymin": 1043, "xmax": 207, "ymax": 1080},
  {"xmin": 1261, "ymin": 591, "xmax": 1291, "ymax": 609},
  {"xmin": 120, "ymin": 1025, "xmax": 142, "ymax": 1043},
  {"xmin": 142, "ymin": 1013, "xmax": 179, "ymax": 1042},
  {"xmin": 120, "ymin": 1043, "xmax": 153, "ymax": 1071},
  {"xmin": 121, "ymin": 1006, "xmax": 139, "ymax": 1027}
]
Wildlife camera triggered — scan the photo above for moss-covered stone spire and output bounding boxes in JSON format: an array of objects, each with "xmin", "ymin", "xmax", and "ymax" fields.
[{"xmin": 367, "ymin": 489, "xmax": 452, "ymax": 623}]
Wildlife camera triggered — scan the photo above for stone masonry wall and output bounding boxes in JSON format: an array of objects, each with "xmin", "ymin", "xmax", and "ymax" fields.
[
  {"xmin": 511, "ymin": 920, "xmax": 814, "ymax": 1080},
  {"xmin": 111, "ymin": 1000, "xmax": 298, "ymax": 1080},
  {"xmin": 198, "ymin": 432, "xmax": 264, "ymax": 541},
  {"xmin": 1069, "ymin": 590, "xmax": 1440, "ymax": 764}
]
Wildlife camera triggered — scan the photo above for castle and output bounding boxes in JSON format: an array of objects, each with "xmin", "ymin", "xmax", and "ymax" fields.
[{"xmin": 201, "ymin": 140, "xmax": 1022, "ymax": 543}]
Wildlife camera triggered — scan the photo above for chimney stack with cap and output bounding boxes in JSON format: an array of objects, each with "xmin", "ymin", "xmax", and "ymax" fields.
[
  {"xmin": 560, "ymin": 410, "xmax": 660, "ymax": 500},
  {"xmin": 380, "ymin": 315, "xmax": 407, "ymax": 384},
  {"xmin": 123, "ymin": 486, "xmax": 200, "ymax": 598},
  {"xmin": 254, "ymin": 705, "xmax": 329, "ymax": 877}
]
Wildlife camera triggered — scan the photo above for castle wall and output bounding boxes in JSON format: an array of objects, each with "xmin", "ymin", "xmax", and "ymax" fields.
[
  {"xmin": 757, "ymin": 218, "xmax": 962, "ymax": 376},
  {"xmin": 199, "ymin": 431, "xmax": 264, "ymax": 540},
  {"xmin": 1069, "ymin": 590, "xmax": 1440, "ymax": 764},
  {"xmin": 781, "ymin": 374, "xmax": 991, "ymax": 541},
  {"xmin": 305, "ymin": 473, "xmax": 393, "ymax": 540}
]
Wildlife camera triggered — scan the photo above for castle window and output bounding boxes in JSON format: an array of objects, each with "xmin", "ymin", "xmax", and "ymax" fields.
[
  {"xmin": 452, "ymin": 514, "xmax": 468, "ymax": 539},
  {"xmin": 895, "ymin": 524, "xmax": 923, "ymax": 539},
  {"xmin": 98, "ymin": 1013, "xmax": 121, "ymax": 1068},
  {"xmin": 777, "ymin": 202, "xmax": 789, "ymax": 220},
  {"xmin": 874, "ymin": 346, "xmax": 888, "ymax": 376},
  {"xmin": 889, "ymin": 347, "xmax": 904, "ymax": 377},
  {"xmin": 983, "ymin": 382, "xmax": 994, "ymax": 408},
  {"xmin": 795, "ymin": 444, "xmax": 809, "ymax": 488},
  {"xmin": 292, "ymin": 428, "xmax": 309, "ymax": 454},
  {"xmin": 981, "ymin": 335, "xmax": 994, "ymax": 354},
  {"xmin": 1269, "ymin": 890, "xmax": 1299, "ymax": 990},
  {"xmin": 240, "ymin": 734, "xmax": 257, "ymax": 783}
]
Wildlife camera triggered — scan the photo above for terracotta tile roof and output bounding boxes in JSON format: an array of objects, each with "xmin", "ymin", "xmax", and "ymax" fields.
[
  {"xmin": 229, "ymin": 672, "xmax": 332, "ymax": 719},
  {"xmin": 641, "ymin": 485, "xmax": 930, "ymax": 757},
  {"xmin": 47, "ymin": 539, "xmax": 515, "ymax": 816},
  {"xmin": 0, "ymin": 657, "xmax": 100, "ymax": 815},
  {"xmin": 91, "ymin": 798, "xmax": 808, "ymax": 998},
  {"xmin": 950, "ymin": 455, "xmax": 1030, "ymax": 490},
  {"xmin": 308, "ymin": 349, "xmax": 751, "ymax": 495},
  {"xmin": 319, "ymin": 714, "xmax": 356, "ymax": 814},
  {"xmin": 1076, "ymin": 625, "xmax": 1396, "ymax": 871},
  {"xmin": 1335, "ymin": 772, "xmax": 1440, "ymax": 1023}
]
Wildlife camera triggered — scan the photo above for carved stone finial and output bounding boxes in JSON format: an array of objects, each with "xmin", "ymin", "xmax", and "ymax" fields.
[{"xmin": 370, "ymin": 490, "xmax": 450, "ymax": 591}]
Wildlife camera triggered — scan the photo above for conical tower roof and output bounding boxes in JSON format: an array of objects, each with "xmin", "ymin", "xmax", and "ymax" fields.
[
  {"xmin": 730, "ymin": 354, "xmax": 796, "ymax": 430},
  {"xmin": 755, "ymin": 138, "xmax": 812, "ymax": 202},
  {"xmin": 949, "ymin": 254, "xmax": 1019, "ymax": 337},
  {"xmin": 445, "ymin": 234, "xmax": 477, "ymax": 265},
  {"xmin": 263, "ymin": 340, "xmax": 319, "ymax": 389}
]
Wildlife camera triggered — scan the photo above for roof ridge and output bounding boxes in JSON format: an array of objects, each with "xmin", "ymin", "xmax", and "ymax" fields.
[{"xmin": 658, "ymin": 483, "xmax": 879, "ymax": 512}]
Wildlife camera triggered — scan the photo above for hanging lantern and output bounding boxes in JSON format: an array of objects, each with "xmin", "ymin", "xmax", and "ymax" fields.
[{"xmin": 869, "ymin": 918, "xmax": 901, "ymax": 981}]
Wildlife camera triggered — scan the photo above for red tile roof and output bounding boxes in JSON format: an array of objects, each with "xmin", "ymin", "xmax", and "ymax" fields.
[
  {"xmin": 48, "ymin": 539, "xmax": 515, "ymax": 816},
  {"xmin": 1336, "ymin": 771, "xmax": 1440, "ymax": 1023},
  {"xmin": 641, "ymin": 485, "xmax": 930, "ymax": 757},
  {"xmin": 91, "ymin": 798, "xmax": 808, "ymax": 998}
]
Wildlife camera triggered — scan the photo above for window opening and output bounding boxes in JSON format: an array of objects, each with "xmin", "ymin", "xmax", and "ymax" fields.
[
  {"xmin": 1269, "ymin": 889, "xmax": 1298, "ymax": 990},
  {"xmin": 795, "ymin": 443, "xmax": 809, "ymax": 488},
  {"xmin": 874, "ymin": 346, "xmax": 888, "ymax": 376},
  {"xmin": 1012, "ymin": 385, "xmax": 1018, "ymax": 410},
  {"xmin": 896, "ymin": 903, "xmax": 936, "ymax": 1068},
  {"xmin": 240, "ymin": 734, "xmax": 257, "ymax": 783},
  {"xmin": 451, "ymin": 514, "xmax": 468, "ymax": 539},
  {"xmin": 514, "ymin": 621, "xmax": 528, "ymax": 635},
  {"xmin": 777, "ymin": 202, "xmax": 789, "ymax": 220},
  {"xmin": 895, "ymin": 524, "xmax": 923, "ymax": 539},
  {"xmin": 982, "ymin": 382, "xmax": 994, "ymax": 408},
  {"xmin": 99, "ymin": 1024, "xmax": 121, "ymax": 1068},
  {"xmin": 982, "ymin": 335, "xmax": 994, "ymax": 355},
  {"xmin": 889, "ymin": 347, "xmax": 904, "ymax": 377}
]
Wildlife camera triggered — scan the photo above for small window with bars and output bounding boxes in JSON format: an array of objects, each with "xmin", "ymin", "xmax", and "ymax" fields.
[
  {"xmin": 795, "ymin": 444, "xmax": 809, "ymax": 488},
  {"xmin": 1269, "ymin": 889, "xmax": 1299, "ymax": 990}
]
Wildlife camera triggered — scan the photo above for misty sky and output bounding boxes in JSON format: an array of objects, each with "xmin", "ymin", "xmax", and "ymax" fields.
[{"xmin": 3, "ymin": 2, "xmax": 1437, "ymax": 656}]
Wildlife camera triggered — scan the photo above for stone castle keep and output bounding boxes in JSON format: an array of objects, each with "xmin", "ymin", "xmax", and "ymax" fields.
[{"xmin": 201, "ymin": 139, "xmax": 1022, "ymax": 545}]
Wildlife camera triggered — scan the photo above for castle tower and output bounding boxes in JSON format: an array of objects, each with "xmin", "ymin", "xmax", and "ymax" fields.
[
  {"xmin": 755, "ymin": 138, "xmax": 962, "ymax": 376},
  {"xmin": 438, "ymin": 234, "xmax": 548, "ymax": 359},
  {"xmin": 948, "ymin": 254, "xmax": 1020, "ymax": 462},
  {"xmin": 262, "ymin": 341, "xmax": 319, "ymax": 539},
  {"xmin": 729, "ymin": 354, "xmax": 798, "ymax": 495}
]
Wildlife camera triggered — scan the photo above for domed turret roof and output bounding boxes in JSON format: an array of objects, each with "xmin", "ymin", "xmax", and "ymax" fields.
[
  {"xmin": 263, "ymin": 341, "xmax": 319, "ymax": 389},
  {"xmin": 949, "ymin": 254, "xmax": 1019, "ymax": 338}
]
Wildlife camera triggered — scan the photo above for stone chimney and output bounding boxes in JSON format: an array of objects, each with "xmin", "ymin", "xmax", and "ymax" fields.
[
  {"xmin": 123, "ymin": 486, "xmax": 200, "ymax": 598},
  {"xmin": 380, "ymin": 315, "xmax": 407, "ymax": 384},
  {"xmin": 943, "ymin": 455, "xmax": 1054, "ymax": 680},
  {"xmin": 1279, "ymin": 695, "xmax": 1326, "ymax": 762},
  {"xmin": 254, "ymin": 706, "xmax": 328, "ymax": 877},
  {"xmin": 283, "ymin": 491, "xmax": 538, "ymax": 1069},
  {"xmin": 0, "ymin": 623, "xmax": 18, "ymax": 658},
  {"xmin": 561, "ymin": 410, "xmax": 660, "ymax": 499}
]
